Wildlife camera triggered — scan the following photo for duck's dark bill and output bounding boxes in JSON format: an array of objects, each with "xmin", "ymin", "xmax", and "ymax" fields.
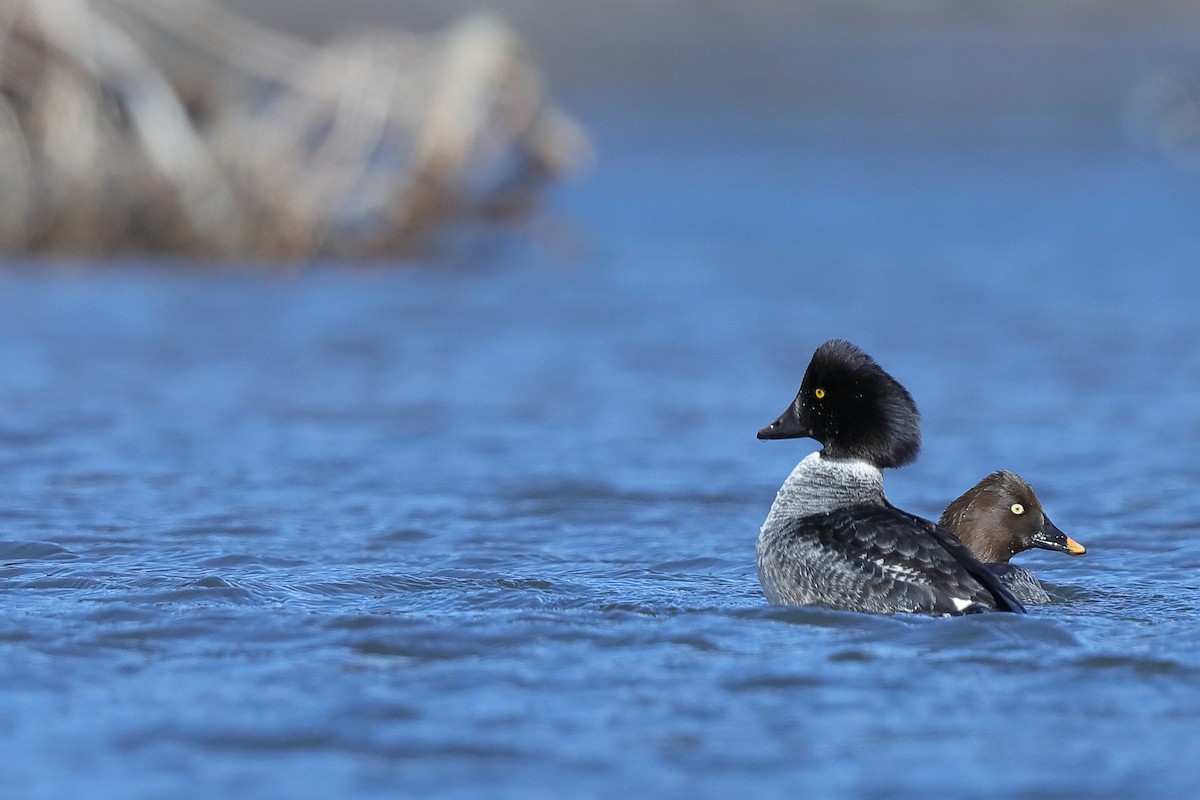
[
  {"xmin": 758, "ymin": 403, "xmax": 809, "ymax": 440},
  {"xmin": 1032, "ymin": 516, "xmax": 1086, "ymax": 556}
]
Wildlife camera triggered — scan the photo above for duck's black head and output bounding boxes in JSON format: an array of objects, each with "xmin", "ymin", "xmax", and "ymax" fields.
[
  {"xmin": 939, "ymin": 470, "xmax": 1085, "ymax": 563},
  {"xmin": 757, "ymin": 339, "xmax": 921, "ymax": 468}
]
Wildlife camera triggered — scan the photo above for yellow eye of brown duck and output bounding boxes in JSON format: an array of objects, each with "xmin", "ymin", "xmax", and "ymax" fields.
[
  {"xmin": 1010, "ymin": 503, "xmax": 1024, "ymax": 515},
  {"xmin": 814, "ymin": 388, "xmax": 826, "ymax": 399}
]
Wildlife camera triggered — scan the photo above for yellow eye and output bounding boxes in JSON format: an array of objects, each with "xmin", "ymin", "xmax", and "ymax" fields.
[
  {"xmin": 1010, "ymin": 503, "xmax": 1024, "ymax": 515},
  {"xmin": 814, "ymin": 388, "xmax": 826, "ymax": 399}
]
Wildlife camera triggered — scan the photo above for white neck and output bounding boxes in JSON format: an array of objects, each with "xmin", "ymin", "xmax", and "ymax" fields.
[{"xmin": 761, "ymin": 451, "xmax": 885, "ymax": 532}]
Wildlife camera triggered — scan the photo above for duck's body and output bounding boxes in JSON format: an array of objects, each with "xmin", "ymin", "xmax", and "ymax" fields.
[
  {"xmin": 987, "ymin": 563, "xmax": 1051, "ymax": 605},
  {"xmin": 939, "ymin": 470, "xmax": 1085, "ymax": 606},
  {"xmin": 758, "ymin": 500, "xmax": 1023, "ymax": 614},
  {"xmin": 757, "ymin": 452, "xmax": 1011, "ymax": 613},
  {"xmin": 756, "ymin": 340, "xmax": 1024, "ymax": 616}
]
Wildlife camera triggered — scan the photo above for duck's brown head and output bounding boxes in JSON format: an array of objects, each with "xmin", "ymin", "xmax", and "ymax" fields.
[{"xmin": 939, "ymin": 470, "xmax": 1085, "ymax": 564}]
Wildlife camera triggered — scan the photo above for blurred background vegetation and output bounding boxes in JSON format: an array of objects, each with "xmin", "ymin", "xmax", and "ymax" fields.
[
  {"xmin": 2, "ymin": 0, "xmax": 1198, "ymax": 262},
  {"xmin": 229, "ymin": 0, "xmax": 1200, "ymax": 155}
]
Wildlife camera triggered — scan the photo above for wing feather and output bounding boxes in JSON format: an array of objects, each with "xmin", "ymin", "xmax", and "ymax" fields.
[{"xmin": 758, "ymin": 503, "xmax": 1027, "ymax": 615}]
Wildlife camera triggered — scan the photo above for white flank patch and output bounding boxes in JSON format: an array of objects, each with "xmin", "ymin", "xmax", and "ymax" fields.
[{"xmin": 951, "ymin": 597, "xmax": 975, "ymax": 612}]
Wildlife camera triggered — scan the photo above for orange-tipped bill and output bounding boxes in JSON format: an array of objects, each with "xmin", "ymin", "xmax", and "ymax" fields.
[{"xmin": 1032, "ymin": 515, "xmax": 1086, "ymax": 556}]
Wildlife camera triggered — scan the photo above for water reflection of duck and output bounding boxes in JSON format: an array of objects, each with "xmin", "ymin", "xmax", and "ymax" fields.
[
  {"xmin": 756, "ymin": 339, "xmax": 1025, "ymax": 616},
  {"xmin": 940, "ymin": 471, "xmax": 1085, "ymax": 605}
]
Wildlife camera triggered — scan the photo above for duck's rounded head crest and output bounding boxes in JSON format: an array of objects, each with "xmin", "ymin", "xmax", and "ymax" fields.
[{"xmin": 759, "ymin": 339, "xmax": 921, "ymax": 469}]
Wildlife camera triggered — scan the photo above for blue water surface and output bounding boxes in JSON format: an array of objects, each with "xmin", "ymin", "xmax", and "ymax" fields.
[{"xmin": 4, "ymin": 92, "xmax": 1200, "ymax": 799}]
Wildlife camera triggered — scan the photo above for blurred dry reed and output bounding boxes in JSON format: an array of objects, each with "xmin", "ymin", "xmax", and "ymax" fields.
[
  {"xmin": 0, "ymin": 0, "xmax": 588, "ymax": 260},
  {"xmin": 1127, "ymin": 71, "xmax": 1200, "ymax": 174}
]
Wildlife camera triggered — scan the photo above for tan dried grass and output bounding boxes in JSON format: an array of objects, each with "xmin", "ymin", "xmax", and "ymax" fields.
[{"xmin": 0, "ymin": 0, "xmax": 588, "ymax": 259}]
